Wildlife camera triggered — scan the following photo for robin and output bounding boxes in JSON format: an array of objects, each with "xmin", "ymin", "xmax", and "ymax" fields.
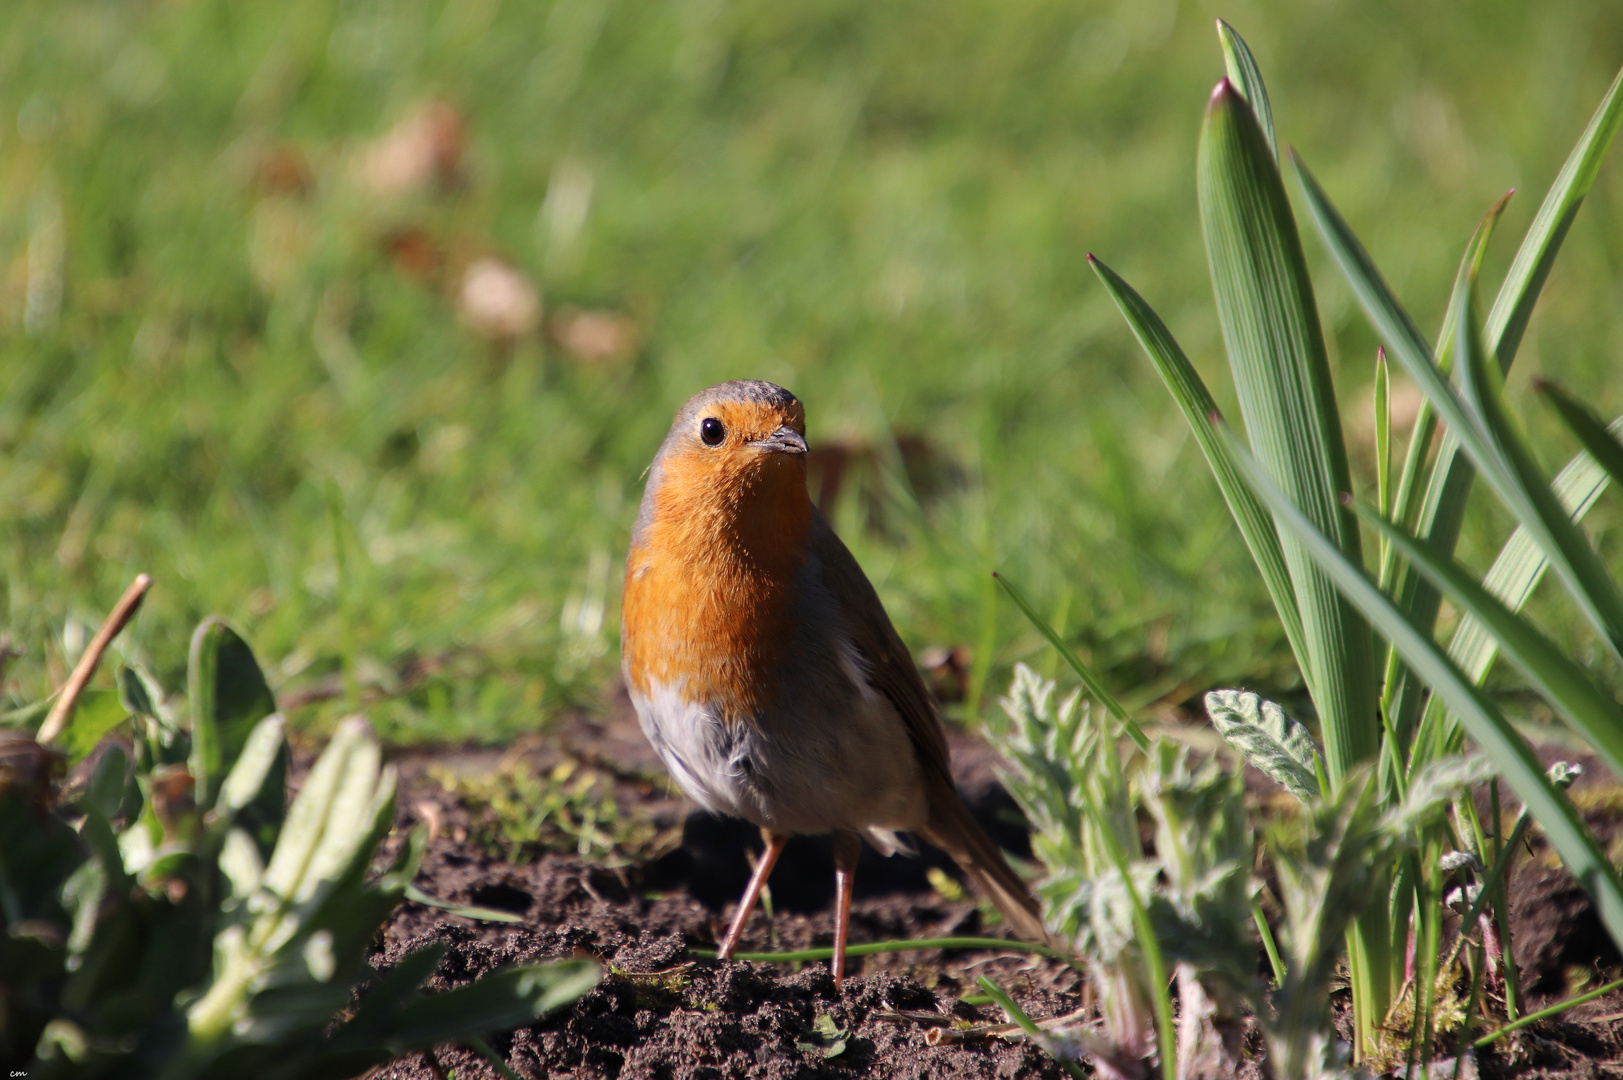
[{"xmin": 621, "ymin": 379, "xmax": 1050, "ymax": 985}]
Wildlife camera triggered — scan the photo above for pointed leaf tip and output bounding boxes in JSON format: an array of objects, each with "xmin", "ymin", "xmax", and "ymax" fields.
[{"xmin": 1209, "ymin": 78, "xmax": 1237, "ymax": 109}]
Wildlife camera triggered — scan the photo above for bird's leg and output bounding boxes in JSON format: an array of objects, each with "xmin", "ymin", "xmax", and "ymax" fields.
[
  {"xmin": 830, "ymin": 831, "xmax": 862, "ymax": 988},
  {"xmin": 717, "ymin": 829, "xmax": 787, "ymax": 960}
]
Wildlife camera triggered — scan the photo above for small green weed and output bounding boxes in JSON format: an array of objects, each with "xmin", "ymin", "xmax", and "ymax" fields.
[
  {"xmin": 434, "ymin": 758, "xmax": 676, "ymax": 865},
  {"xmin": 795, "ymin": 1013, "xmax": 851, "ymax": 1060}
]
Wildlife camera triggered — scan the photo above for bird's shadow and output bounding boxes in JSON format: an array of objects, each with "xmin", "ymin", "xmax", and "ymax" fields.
[{"xmin": 643, "ymin": 784, "xmax": 1033, "ymax": 913}]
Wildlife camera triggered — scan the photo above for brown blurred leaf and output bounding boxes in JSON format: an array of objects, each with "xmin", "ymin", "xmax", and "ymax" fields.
[
  {"xmin": 382, "ymin": 228, "xmax": 443, "ymax": 282},
  {"xmin": 255, "ymin": 144, "xmax": 313, "ymax": 197},
  {"xmin": 458, "ymin": 257, "xmax": 541, "ymax": 340},
  {"xmin": 919, "ymin": 644, "xmax": 972, "ymax": 704},
  {"xmin": 550, "ymin": 306, "xmax": 639, "ymax": 363},
  {"xmin": 361, "ymin": 101, "xmax": 466, "ymax": 197}
]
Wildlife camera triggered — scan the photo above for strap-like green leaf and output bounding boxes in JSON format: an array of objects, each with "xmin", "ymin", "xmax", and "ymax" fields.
[
  {"xmin": 1442, "ymin": 417, "xmax": 1622, "ymax": 691},
  {"xmin": 1217, "ymin": 418, "xmax": 1623, "ymax": 957},
  {"xmin": 1392, "ymin": 61, "xmax": 1623, "ymax": 586},
  {"xmin": 217, "ymin": 714, "xmax": 290, "ymax": 860},
  {"xmin": 1292, "ymin": 161, "xmax": 1595, "ymax": 749},
  {"xmin": 1089, "ymin": 256, "xmax": 1309, "ymax": 677},
  {"xmin": 1454, "ymin": 283, "xmax": 1623, "ymax": 664},
  {"xmin": 1352, "ymin": 495, "xmax": 1623, "ymax": 786},
  {"xmin": 1204, "ymin": 688, "xmax": 1321, "ymax": 803},
  {"xmin": 1295, "ymin": 61, "xmax": 1623, "ymax": 732},
  {"xmin": 1199, "ymin": 80, "xmax": 1377, "ymax": 782}
]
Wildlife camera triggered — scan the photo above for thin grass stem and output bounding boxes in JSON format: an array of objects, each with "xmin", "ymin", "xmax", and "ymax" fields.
[
  {"xmin": 1075, "ymin": 781, "xmax": 1175, "ymax": 1080},
  {"xmin": 1252, "ymin": 894, "xmax": 1285, "ymax": 989},
  {"xmin": 977, "ymin": 976, "xmax": 1087, "ymax": 1080},
  {"xmin": 1473, "ymin": 976, "xmax": 1623, "ymax": 1048},
  {"xmin": 994, "ymin": 572, "xmax": 1150, "ymax": 751},
  {"xmin": 688, "ymin": 936, "xmax": 1081, "ymax": 968},
  {"xmin": 1453, "ymin": 941, "xmax": 1486, "ymax": 1078},
  {"xmin": 325, "ymin": 480, "xmax": 360, "ymax": 711},
  {"xmin": 467, "ymin": 1035, "xmax": 525, "ymax": 1080},
  {"xmin": 1441, "ymin": 810, "xmax": 1531, "ymax": 977}
]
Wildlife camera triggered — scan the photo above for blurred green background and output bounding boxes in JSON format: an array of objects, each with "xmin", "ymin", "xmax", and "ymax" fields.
[{"xmin": 2, "ymin": 0, "xmax": 1621, "ymax": 744}]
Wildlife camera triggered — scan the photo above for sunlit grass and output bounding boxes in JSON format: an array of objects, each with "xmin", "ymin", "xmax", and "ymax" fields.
[{"xmin": 1, "ymin": 0, "xmax": 1620, "ymax": 742}]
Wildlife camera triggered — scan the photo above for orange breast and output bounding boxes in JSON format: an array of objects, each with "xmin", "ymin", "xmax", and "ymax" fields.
[{"xmin": 622, "ymin": 457, "xmax": 813, "ymax": 724}]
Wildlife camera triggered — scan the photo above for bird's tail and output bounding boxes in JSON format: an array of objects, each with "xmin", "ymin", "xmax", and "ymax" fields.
[{"xmin": 918, "ymin": 771, "xmax": 1063, "ymax": 950}]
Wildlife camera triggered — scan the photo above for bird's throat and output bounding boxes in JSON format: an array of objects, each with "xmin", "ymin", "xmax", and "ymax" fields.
[{"xmin": 622, "ymin": 459, "xmax": 813, "ymax": 721}]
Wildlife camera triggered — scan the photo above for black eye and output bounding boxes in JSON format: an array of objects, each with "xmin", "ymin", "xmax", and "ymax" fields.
[{"xmin": 700, "ymin": 417, "xmax": 726, "ymax": 446}]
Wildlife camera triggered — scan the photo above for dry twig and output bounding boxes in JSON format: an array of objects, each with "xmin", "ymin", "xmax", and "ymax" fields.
[{"xmin": 36, "ymin": 573, "xmax": 152, "ymax": 745}]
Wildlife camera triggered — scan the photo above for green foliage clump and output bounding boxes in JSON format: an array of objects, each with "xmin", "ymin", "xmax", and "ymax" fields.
[
  {"xmin": 991, "ymin": 18, "xmax": 1623, "ymax": 1078},
  {"xmin": 1, "ymin": 614, "xmax": 598, "ymax": 1078}
]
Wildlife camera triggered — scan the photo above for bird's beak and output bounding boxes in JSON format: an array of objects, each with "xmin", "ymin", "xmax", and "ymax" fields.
[{"xmin": 749, "ymin": 426, "xmax": 808, "ymax": 455}]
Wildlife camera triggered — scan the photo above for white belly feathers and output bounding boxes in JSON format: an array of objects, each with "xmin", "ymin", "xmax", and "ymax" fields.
[{"xmin": 628, "ymin": 656, "xmax": 928, "ymax": 852}]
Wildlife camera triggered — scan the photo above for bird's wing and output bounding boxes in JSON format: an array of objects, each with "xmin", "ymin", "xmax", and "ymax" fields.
[
  {"xmin": 807, "ymin": 515, "xmax": 1055, "ymax": 944},
  {"xmin": 806, "ymin": 514, "xmax": 953, "ymax": 778}
]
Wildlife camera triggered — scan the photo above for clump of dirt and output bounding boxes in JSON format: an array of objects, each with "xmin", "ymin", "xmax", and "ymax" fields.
[{"xmin": 362, "ymin": 707, "xmax": 1623, "ymax": 1079}]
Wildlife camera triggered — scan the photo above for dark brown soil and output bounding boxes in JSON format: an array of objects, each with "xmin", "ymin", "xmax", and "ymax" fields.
[{"xmin": 358, "ymin": 704, "xmax": 1623, "ymax": 1080}]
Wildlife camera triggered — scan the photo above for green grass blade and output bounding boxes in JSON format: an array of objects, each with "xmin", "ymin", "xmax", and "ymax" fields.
[
  {"xmin": 1375, "ymin": 347, "xmax": 1392, "ymax": 581},
  {"xmin": 1252, "ymin": 894, "xmax": 1285, "ymax": 988},
  {"xmin": 993, "ymin": 571, "xmax": 1149, "ymax": 752},
  {"xmin": 1216, "ymin": 20, "xmax": 1276, "ymax": 160},
  {"xmin": 1454, "ymin": 283, "xmax": 1623, "ymax": 664},
  {"xmin": 1350, "ymin": 496, "xmax": 1623, "ymax": 784},
  {"xmin": 1199, "ymin": 81, "xmax": 1377, "ymax": 783},
  {"xmin": 1375, "ymin": 349, "xmax": 1391, "ymax": 519},
  {"xmin": 1474, "ymin": 976, "xmax": 1623, "ymax": 1049},
  {"xmin": 1217, "ymin": 419, "xmax": 1623, "ymax": 957},
  {"xmin": 403, "ymin": 884, "xmax": 527, "ymax": 924},
  {"xmin": 1088, "ymin": 255, "xmax": 1308, "ymax": 672},
  {"xmin": 1538, "ymin": 380, "xmax": 1623, "ymax": 489}
]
